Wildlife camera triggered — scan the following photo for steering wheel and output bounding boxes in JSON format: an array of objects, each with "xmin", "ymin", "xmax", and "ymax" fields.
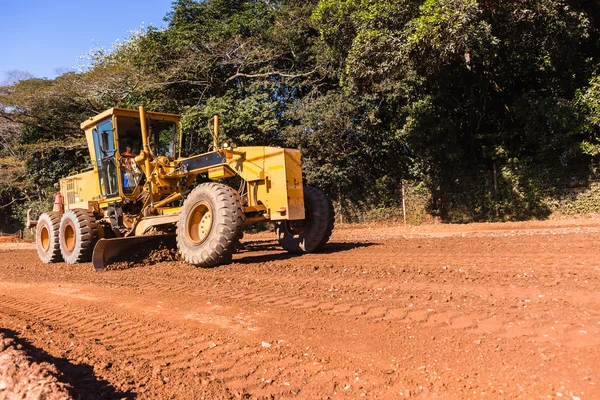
[{"xmin": 100, "ymin": 149, "xmax": 116, "ymax": 164}]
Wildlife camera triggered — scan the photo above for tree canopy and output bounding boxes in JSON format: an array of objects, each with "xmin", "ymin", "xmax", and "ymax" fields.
[{"xmin": 2, "ymin": 0, "xmax": 600, "ymax": 229}]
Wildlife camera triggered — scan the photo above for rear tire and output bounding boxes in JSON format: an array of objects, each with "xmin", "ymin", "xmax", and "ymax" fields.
[
  {"xmin": 177, "ymin": 182, "xmax": 245, "ymax": 267},
  {"xmin": 277, "ymin": 186, "xmax": 335, "ymax": 253},
  {"xmin": 59, "ymin": 209, "xmax": 98, "ymax": 264},
  {"xmin": 36, "ymin": 212, "xmax": 63, "ymax": 263}
]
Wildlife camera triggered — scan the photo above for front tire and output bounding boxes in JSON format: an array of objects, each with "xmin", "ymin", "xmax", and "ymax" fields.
[
  {"xmin": 177, "ymin": 183, "xmax": 245, "ymax": 267},
  {"xmin": 277, "ymin": 186, "xmax": 335, "ymax": 253},
  {"xmin": 36, "ymin": 212, "xmax": 63, "ymax": 263},
  {"xmin": 59, "ymin": 209, "xmax": 98, "ymax": 264}
]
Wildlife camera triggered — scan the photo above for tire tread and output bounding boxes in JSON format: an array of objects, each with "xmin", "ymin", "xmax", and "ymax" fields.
[
  {"xmin": 36, "ymin": 212, "xmax": 63, "ymax": 263},
  {"xmin": 177, "ymin": 182, "xmax": 245, "ymax": 268},
  {"xmin": 59, "ymin": 209, "xmax": 98, "ymax": 264},
  {"xmin": 277, "ymin": 186, "xmax": 335, "ymax": 254}
]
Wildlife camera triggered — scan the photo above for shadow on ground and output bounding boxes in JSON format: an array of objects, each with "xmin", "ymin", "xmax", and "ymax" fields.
[
  {"xmin": 100, "ymin": 238, "xmax": 376, "ymax": 270},
  {"xmin": 234, "ymin": 240, "xmax": 376, "ymax": 264},
  {"xmin": 0, "ymin": 328, "xmax": 133, "ymax": 399}
]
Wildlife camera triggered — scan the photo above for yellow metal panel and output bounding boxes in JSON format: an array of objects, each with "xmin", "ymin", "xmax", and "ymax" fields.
[
  {"xmin": 243, "ymin": 147, "xmax": 305, "ymax": 221},
  {"xmin": 159, "ymin": 207, "xmax": 182, "ymax": 215},
  {"xmin": 78, "ymin": 170, "xmax": 101, "ymax": 202},
  {"xmin": 81, "ymin": 107, "xmax": 180, "ymax": 130},
  {"xmin": 81, "ymin": 108, "xmax": 115, "ymax": 130},
  {"xmin": 60, "ymin": 170, "xmax": 101, "ymax": 210},
  {"xmin": 225, "ymin": 146, "xmax": 266, "ymax": 181},
  {"xmin": 68, "ymin": 201, "xmax": 89, "ymax": 210},
  {"xmin": 284, "ymin": 149, "xmax": 305, "ymax": 220},
  {"xmin": 242, "ymin": 165, "xmax": 259, "ymax": 177},
  {"xmin": 208, "ymin": 165, "xmax": 235, "ymax": 179},
  {"xmin": 134, "ymin": 214, "xmax": 180, "ymax": 236}
]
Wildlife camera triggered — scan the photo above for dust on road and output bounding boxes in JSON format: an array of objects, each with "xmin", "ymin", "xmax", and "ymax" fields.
[{"xmin": 0, "ymin": 219, "xmax": 599, "ymax": 399}]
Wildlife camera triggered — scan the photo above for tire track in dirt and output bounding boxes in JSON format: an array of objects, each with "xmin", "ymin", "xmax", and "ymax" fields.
[
  {"xmin": 1, "ymin": 224, "xmax": 600, "ymax": 398},
  {"xmin": 0, "ymin": 299, "xmax": 217, "ymax": 395},
  {"xmin": 1, "ymin": 297, "xmax": 219, "ymax": 377},
  {"xmin": 87, "ymin": 264, "xmax": 600, "ymax": 350},
  {"xmin": 0, "ymin": 287, "xmax": 396, "ymax": 398},
  {"xmin": 8, "ymin": 252, "xmax": 598, "ymax": 358}
]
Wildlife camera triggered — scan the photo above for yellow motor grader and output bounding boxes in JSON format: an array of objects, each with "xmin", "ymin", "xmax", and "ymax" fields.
[{"xmin": 29, "ymin": 107, "xmax": 334, "ymax": 270}]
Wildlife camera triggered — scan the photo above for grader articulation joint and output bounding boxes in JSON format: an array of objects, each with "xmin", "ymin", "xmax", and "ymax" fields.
[{"xmin": 32, "ymin": 107, "xmax": 335, "ymax": 270}]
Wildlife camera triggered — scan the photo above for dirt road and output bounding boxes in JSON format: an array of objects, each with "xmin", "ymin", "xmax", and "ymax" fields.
[{"xmin": 1, "ymin": 220, "xmax": 599, "ymax": 399}]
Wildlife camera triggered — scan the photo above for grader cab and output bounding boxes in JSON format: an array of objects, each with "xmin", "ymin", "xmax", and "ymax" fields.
[{"xmin": 31, "ymin": 107, "xmax": 334, "ymax": 270}]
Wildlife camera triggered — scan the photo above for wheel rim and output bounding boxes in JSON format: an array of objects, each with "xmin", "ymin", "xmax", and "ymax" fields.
[
  {"xmin": 284, "ymin": 201, "xmax": 311, "ymax": 236},
  {"xmin": 285, "ymin": 219, "xmax": 307, "ymax": 236},
  {"xmin": 63, "ymin": 222, "xmax": 76, "ymax": 252},
  {"xmin": 40, "ymin": 224, "xmax": 50, "ymax": 252},
  {"xmin": 186, "ymin": 201, "xmax": 212, "ymax": 245}
]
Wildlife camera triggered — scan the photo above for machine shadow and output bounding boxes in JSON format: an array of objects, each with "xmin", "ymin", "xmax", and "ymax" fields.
[
  {"xmin": 233, "ymin": 240, "xmax": 376, "ymax": 264},
  {"xmin": 0, "ymin": 328, "xmax": 133, "ymax": 399}
]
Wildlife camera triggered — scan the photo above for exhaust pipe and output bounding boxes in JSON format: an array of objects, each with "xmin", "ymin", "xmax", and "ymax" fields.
[{"xmin": 25, "ymin": 209, "xmax": 37, "ymax": 229}]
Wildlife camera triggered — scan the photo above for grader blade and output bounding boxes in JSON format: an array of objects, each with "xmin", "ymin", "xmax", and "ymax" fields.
[{"xmin": 92, "ymin": 235, "xmax": 171, "ymax": 271}]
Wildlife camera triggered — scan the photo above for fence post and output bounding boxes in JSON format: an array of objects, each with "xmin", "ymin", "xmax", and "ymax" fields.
[
  {"xmin": 338, "ymin": 185, "xmax": 344, "ymax": 225},
  {"xmin": 401, "ymin": 181, "xmax": 407, "ymax": 226}
]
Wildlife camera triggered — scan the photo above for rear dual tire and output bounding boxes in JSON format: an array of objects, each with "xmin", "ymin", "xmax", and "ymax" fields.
[
  {"xmin": 36, "ymin": 212, "xmax": 63, "ymax": 263},
  {"xmin": 36, "ymin": 209, "xmax": 98, "ymax": 264},
  {"xmin": 59, "ymin": 209, "xmax": 99, "ymax": 264}
]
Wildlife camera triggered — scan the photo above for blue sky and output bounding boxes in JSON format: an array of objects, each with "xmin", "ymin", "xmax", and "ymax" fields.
[{"xmin": 1, "ymin": 0, "xmax": 174, "ymax": 80}]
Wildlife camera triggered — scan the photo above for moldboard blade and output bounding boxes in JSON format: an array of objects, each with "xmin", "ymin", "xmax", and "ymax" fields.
[{"xmin": 92, "ymin": 235, "xmax": 172, "ymax": 271}]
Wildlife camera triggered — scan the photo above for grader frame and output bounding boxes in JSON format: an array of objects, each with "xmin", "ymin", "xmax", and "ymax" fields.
[{"xmin": 31, "ymin": 107, "xmax": 334, "ymax": 269}]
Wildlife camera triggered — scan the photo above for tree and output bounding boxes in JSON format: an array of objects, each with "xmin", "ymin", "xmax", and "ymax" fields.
[{"xmin": 1, "ymin": 0, "xmax": 600, "ymax": 225}]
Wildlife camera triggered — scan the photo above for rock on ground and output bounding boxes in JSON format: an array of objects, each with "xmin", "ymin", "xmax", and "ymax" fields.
[{"xmin": 0, "ymin": 333, "xmax": 71, "ymax": 400}]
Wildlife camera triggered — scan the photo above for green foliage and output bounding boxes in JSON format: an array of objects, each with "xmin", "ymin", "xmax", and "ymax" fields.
[
  {"xmin": 409, "ymin": 0, "xmax": 495, "ymax": 67},
  {"xmin": 25, "ymin": 148, "xmax": 89, "ymax": 188},
  {"xmin": 576, "ymin": 75, "xmax": 600, "ymax": 157},
  {"xmin": 200, "ymin": 91, "xmax": 281, "ymax": 145},
  {"xmin": 283, "ymin": 90, "xmax": 407, "ymax": 198},
  {"xmin": 2, "ymin": 0, "xmax": 600, "ymax": 227},
  {"xmin": 561, "ymin": 183, "xmax": 600, "ymax": 215}
]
